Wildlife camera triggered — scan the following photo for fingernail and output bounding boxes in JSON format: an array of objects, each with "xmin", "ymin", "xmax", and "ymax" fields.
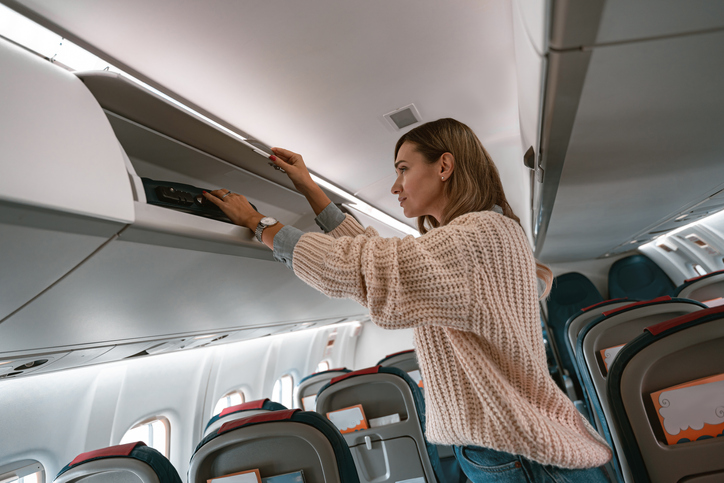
[
  {"xmin": 269, "ymin": 155, "xmax": 276, "ymax": 161},
  {"xmin": 202, "ymin": 191, "xmax": 207, "ymax": 193}
]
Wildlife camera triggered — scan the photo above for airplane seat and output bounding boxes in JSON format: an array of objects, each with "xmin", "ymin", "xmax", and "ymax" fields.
[
  {"xmin": 574, "ymin": 296, "xmax": 707, "ymax": 482},
  {"xmin": 546, "ymin": 272, "xmax": 604, "ymax": 394},
  {"xmin": 54, "ymin": 442, "xmax": 181, "ymax": 483},
  {"xmin": 203, "ymin": 398, "xmax": 286, "ymax": 438},
  {"xmin": 188, "ymin": 409, "xmax": 360, "ymax": 483},
  {"xmin": 375, "ymin": 350, "xmax": 466, "ymax": 483},
  {"xmin": 376, "ymin": 349, "xmax": 417, "ymax": 371},
  {"xmin": 563, "ymin": 298, "xmax": 636, "ymax": 422},
  {"xmin": 315, "ymin": 365, "xmax": 447, "ymax": 483},
  {"xmin": 674, "ymin": 269, "xmax": 724, "ymax": 306},
  {"xmin": 607, "ymin": 305, "xmax": 724, "ymax": 483},
  {"xmin": 608, "ymin": 254, "xmax": 676, "ymax": 300},
  {"xmin": 295, "ymin": 368, "xmax": 351, "ymax": 410}
]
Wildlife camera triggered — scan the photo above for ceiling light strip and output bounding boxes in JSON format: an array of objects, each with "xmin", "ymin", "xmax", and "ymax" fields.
[{"xmin": 1, "ymin": 5, "xmax": 418, "ymax": 237}]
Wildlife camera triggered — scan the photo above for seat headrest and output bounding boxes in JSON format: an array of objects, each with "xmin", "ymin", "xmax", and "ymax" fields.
[
  {"xmin": 69, "ymin": 442, "xmax": 146, "ymax": 467},
  {"xmin": 601, "ymin": 296, "xmax": 672, "ymax": 317},
  {"xmin": 581, "ymin": 298, "xmax": 630, "ymax": 313},
  {"xmin": 219, "ymin": 409, "xmax": 300, "ymax": 435},
  {"xmin": 330, "ymin": 365, "xmax": 381, "ymax": 385},
  {"xmin": 645, "ymin": 305, "xmax": 724, "ymax": 336}
]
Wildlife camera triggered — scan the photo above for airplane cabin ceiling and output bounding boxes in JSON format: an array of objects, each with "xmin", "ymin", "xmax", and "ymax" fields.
[
  {"xmin": 538, "ymin": 1, "xmax": 724, "ymax": 261},
  {"xmin": 5, "ymin": 0, "xmax": 528, "ymax": 232},
  {"xmin": 4, "ymin": 0, "xmax": 724, "ymax": 263}
]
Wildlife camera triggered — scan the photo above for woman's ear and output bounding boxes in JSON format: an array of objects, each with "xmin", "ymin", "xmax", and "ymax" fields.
[{"xmin": 440, "ymin": 152, "xmax": 454, "ymax": 180}]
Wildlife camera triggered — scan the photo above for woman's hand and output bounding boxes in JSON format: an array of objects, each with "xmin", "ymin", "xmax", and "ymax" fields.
[
  {"xmin": 270, "ymin": 147, "xmax": 316, "ymax": 194},
  {"xmin": 203, "ymin": 189, "xmax": 262, "ymax": 231}
]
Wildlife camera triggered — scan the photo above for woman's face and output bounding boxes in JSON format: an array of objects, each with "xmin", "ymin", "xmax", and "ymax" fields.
[{"xmin": 391, "ymin": 142, "xmax": 448, "ymax": 221}]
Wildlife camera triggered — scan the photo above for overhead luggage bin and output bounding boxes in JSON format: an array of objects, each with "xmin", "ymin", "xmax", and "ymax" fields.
[{"xmin": 0, "ymin": 36, "xmax": 366, "ymax": 368}]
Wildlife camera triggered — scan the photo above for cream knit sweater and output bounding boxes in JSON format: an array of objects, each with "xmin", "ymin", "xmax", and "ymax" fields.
[{"xmin": 292, "ymin": 211, "xmax": 612, "ymax": 469}]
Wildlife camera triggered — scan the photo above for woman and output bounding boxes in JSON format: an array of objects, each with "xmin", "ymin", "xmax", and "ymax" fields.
[{"xmin": 204, "ymin": 118, "xmax": 612, "ymax": 482}]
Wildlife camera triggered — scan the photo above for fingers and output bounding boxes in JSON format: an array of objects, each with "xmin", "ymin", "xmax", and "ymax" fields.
[
  {"xmin": 203, "ymin": 191, "xmax": 225, "ymax": 207},
  {"xmin": 270, "ymin": 147, "xmax": 299, "ymax": 160}
]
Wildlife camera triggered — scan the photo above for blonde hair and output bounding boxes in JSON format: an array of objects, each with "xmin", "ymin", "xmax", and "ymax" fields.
[{"xmin": 395, "ymin": 118, "xmax": 552, "ymax": 298}]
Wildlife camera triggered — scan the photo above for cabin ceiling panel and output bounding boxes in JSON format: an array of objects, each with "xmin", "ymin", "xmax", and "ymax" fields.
[
  {"xmin": 540, "ymin": 30, "xmax": 724, "ymax": 262},
  {"xmin": 0, "ymin": 236, "xmax": 366, "ymax": 353},
  {"xmin": 9, "ymin": 0, "xmax": 524, "ymax": 227},
  {"xmin": 595, "ymin": 0, "xmax": 724, "ymax": 45}
]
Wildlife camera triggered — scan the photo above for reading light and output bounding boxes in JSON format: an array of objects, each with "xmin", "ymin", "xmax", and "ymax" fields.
[{"xmin": 0, "ymin": 5, "xmax": 419, "ymax": 238}]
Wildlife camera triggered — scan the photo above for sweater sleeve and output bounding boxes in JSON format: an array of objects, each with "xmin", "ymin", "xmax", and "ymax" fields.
[{"xmin": 292, "ymin": 216, "xmax": 474, "ymax": 330}]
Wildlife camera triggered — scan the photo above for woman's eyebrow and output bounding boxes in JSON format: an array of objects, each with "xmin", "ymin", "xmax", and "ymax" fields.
[{"xmin": 394, "ymin": 160, "xmax": 405, "ymax": 169}]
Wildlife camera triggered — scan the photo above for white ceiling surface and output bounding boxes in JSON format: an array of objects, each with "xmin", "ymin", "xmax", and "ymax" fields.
[
  {"xmin": 540, "ymin": 5, "xmax": 724, "ymax": 262},
  {"xmin": 11, "ymin": 0, "xmax": 531, "ymax": 233}
]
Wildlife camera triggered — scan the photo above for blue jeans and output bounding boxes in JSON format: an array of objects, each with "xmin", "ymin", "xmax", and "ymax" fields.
[{"xmin": 453, "ymin": 445, "xmax": 611, "ymax": 483}]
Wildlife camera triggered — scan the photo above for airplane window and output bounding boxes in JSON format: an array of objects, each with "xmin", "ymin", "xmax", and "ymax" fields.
[
  {"xmin": 692, "ymin": 264, "xmax": 708, "ymax": 276},
  {"xmin": 212, "ymin": 390, "xmax": 245, "ymax": 416},
  {"xmin": 0, "ymin": 461, "xmax": 44, "ymax": 483},
  {"xmin": 271, "ymin": 374, "xmax": 294, "ymax": 408},
  {"xmin": 119, "ymin": 417, "xmax": 169, "ymax": 458},
  {"xmin": 316, "ymin": 360, "xmax": 330, "ymax": 373}
]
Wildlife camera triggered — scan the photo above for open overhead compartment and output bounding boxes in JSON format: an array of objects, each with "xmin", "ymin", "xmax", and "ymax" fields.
[{"xmin": 0, "ymin": 37, "xmax": 367, "ymax": 369}]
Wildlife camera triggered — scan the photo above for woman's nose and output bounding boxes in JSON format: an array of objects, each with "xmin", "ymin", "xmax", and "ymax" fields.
[{"xmin": 391, "ymin": 180, "xmax": 401, "ymax": 195}]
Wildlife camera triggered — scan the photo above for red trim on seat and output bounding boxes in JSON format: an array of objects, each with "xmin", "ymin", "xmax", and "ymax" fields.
[
  {"xmin": 684, "ymin": 269, "xmax": 724, "ymax": 284},
  {"xmin": 70, "ymin": 442, "xmax": 146, "ymax": 467},
  {"xmin": 645, "ymin": 305, "xmax": 724, "ymax": 336},
  {"xmin": 219, "ymin": 409, "xmax": 300, "ymax": 435},
  {"xmin": 581, "ymin": 298, "xmax": 629, "ymax": 313},
  {"xmin": 601, "ymin": 296, "xmax": 672, "ymax": 317},
  {"xmin": 330, "ymin": 365, "xmax": 381, "ymax": 385},
  {"xmin": 384, "ymin": 349, "xmax": 415, "ymax": 359},
  {"xmin": 220, "ymin": 398, "xmax": 269, "ymax": 417}
]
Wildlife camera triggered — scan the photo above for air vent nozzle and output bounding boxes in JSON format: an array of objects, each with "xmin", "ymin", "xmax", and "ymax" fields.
[{"xmin": 383, "ymin": 104, "xmax": 422, "ymax": 130}]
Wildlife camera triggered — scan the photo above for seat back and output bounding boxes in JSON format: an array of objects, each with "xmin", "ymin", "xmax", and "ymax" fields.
[
  {"xmin": 566, "ymin": 299, "xmax": 635, "ymax": 361},
  {"xmin": 315, "ymin": 366, "xmax": 444, "ymax": 483},
  {"xmin": 547, "ymin": 272, "xmax": 604, "ymax": 390},
  {"xmin": 295, "ymin": 368, "xmax": 350, "ymax": 410},
  {"xmin": 376, "ymin": 349, "xmax": 417, "ymax": 372},
  {"xmin": 608, "ymin": 254, "xmax": 675, "ymax": 300},
  {"xmin": 575, "ymin": 297, "xmax": 706, "ymax": 482},
  {"xmin": 203, "ymin": 398, "xmax": 286, "ymax": 437},
  {"xmin": 189, "ymin": 409, "xmax": 359, "ymax": 483},
  {"xmin": 674, "ymin": 269, "xmax": 724, "ymax": 306},
  {"xmin": 607, "ymin": 305, "xmax": 724, "ymax": 483},
  {"xmin": 55, "ymin": 442, "xmax": 181, "ymax": 483}
]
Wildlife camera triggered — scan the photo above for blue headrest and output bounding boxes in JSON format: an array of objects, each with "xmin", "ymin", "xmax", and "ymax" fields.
[
  {"xmin": 547, "ymin": 272, "xmax": 603, "ymax": 375},
  {"xmin": 609, "ymin": 254, "xmax": 675, "ymax": 300}
]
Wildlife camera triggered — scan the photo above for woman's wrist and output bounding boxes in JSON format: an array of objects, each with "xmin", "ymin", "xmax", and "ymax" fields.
[{"xmin": 304, "ymin": 184, "xmax": 333, "ymax": 216}]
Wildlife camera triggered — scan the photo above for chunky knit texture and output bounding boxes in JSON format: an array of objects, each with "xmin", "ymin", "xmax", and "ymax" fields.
[{"xmin": 293, "ymin": 211, "xmax": 612, "ymax": 469}]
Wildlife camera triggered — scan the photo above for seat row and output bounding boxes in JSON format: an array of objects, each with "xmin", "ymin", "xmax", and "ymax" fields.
[
  {"xmin": 54, "ymin": 350, "xmax": 464, "ymax": 483},
  {"xmin": 547, "ymin": 260, "xmax": 724, "ymax": 482}
]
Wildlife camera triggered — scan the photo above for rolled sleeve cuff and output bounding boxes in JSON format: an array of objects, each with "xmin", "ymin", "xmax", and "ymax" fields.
[
  {"xmin": 273, "ymin": 225, "xmax": 304, "ymax": 269},
  {"xmin": 314, "ymin": 202, "xmax": 346, "ymax": 233}
]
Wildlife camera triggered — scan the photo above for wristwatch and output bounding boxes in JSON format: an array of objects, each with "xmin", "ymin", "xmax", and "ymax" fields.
[{"xmin": 255, "ymin": 216, "xmax": 279, "ymax": 243}]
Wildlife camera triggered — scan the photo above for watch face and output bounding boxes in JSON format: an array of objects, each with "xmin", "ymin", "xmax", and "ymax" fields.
[{"xmin": 260, "ymin": 216, "xmax": 277, "ymax": 226}]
